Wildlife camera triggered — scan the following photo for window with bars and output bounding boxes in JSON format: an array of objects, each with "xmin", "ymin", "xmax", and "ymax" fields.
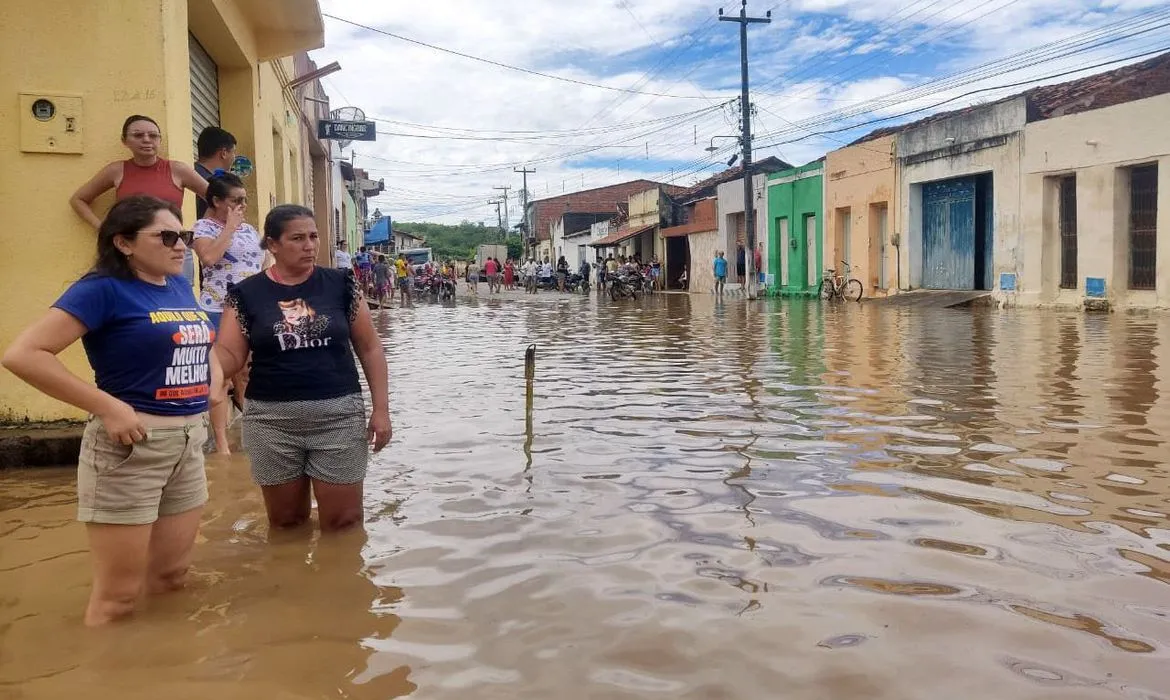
[
  {"xmin": 1129, "ymin": 164, "xmax": 1159, "ymax": 290},
  {"xmin": 1058, "ymin": 176, "xmax": 1077, "ymax": 289}
]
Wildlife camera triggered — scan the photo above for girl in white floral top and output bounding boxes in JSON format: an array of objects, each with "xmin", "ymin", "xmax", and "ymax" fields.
[{"xmin": 192, "ymin": 172, "xmax": 263, "ymax": 454}]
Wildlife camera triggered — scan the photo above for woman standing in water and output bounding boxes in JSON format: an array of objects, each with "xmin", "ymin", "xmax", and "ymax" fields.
[
  {"xmin": 192, "ymin": 173, "xmax": 265, "ymax": 455},
  {"xmin": 2, "ymin": 196, "xmax": 223, "ymax": 626},
  {"xmin": 503, "ymin": 258, "xmax": 516, "ymax": 291},
  {"xmin": 214, "ymin": 205, "xmax": 391, "ymax": 532},
  {"xmin": 70, "ymin": 115, "xmax": 209, "ymax": 278}
]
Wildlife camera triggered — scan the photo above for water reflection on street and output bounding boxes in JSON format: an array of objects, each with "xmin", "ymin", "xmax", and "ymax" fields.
[{"xmin": 2, "ymin": 294, "xmax": 1169, "ymax": 699}]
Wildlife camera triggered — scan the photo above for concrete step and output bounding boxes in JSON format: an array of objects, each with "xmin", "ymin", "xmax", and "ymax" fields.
[
  {"xmin": 869, "ymin": 290, "xmax": 993, "ymax": 309},
  {"xmin": 0, "ymin": 424, "xmax": 83, "ymax": 468}
]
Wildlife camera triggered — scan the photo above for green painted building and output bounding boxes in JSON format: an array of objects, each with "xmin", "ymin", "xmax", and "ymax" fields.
[{"xmin": 766, "ymin": 162, "xmax": 824, "ymax": 296}]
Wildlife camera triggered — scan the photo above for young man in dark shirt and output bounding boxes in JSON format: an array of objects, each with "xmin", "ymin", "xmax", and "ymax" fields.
[{"xmin": 194, "ymin": 127, "xmax": 238, "ymax": 219}]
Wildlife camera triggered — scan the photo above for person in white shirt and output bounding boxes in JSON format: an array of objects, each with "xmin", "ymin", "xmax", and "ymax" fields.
[
  {"xmin": 540, "ymin": 259, "xmax": 553, "ymax": 279},
  {"xmin": 334, "ymin": 241, "xmax": 352, "ymax": 270},
  {"xmin": 521, "ymin": 258, "xmax": 539, "ymax": 294}
]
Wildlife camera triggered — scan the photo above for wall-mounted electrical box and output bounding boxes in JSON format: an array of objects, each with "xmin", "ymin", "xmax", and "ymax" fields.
[{"xmin": 19, "ymin": 93, "xmax": 84, "ymax": 154}]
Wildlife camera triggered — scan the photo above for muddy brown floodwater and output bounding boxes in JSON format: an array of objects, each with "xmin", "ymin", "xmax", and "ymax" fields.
[{"xmin": 2, "ymin": 295, "xmax": 1170, "ymax": 700}]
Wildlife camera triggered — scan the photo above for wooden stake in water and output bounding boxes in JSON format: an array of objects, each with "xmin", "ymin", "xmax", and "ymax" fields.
[{"xmin": 524, "ymin": 344, "xmax": 536, "ymax": 470}]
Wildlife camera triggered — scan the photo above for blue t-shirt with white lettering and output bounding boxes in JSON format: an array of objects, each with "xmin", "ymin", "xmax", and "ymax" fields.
[
  {"xmin": 713, "ymin": 257, "xmax": 728, "ymax": 278},
  {"xmin": 53, "ymin": 274, "xmax": 213, "ymax": 416}
]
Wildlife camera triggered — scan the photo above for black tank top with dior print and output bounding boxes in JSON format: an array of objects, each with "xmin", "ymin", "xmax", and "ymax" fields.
[{"xmin": 225, "ymin": 267, "xmax": 362, "ymax": 402}]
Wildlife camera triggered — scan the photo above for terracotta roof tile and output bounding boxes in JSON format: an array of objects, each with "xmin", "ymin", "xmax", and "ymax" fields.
[
  {"xmin": 1024, "ymin": 52, "xmax": 1170, "ymax": 120},
  {"xmin": 850, "ymin": 51, "xmax": 1170, "ymax": 145}
]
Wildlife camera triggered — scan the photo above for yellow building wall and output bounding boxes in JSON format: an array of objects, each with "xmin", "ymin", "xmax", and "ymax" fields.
[
  {"xmin": 824, "ymin": 135, "xmax": 899, "ymax": 296},
  {"xmin": 0, "ymin": 0, "xmax": 316, "ymax": 423},
  {"xmin": 0, "ymin": 0, "xmax": 187, "ymax": 422}
]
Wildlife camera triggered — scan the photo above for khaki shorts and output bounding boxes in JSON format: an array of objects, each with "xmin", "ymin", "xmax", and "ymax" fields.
[{"xmin": 77, "ymin": 415, "xmax": 210, "ymax": 525}]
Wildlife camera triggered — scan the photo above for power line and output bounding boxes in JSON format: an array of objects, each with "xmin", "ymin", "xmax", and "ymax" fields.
[
  {"xmin": 750, "ymin": 11, "xmax": 1170, "ymax": 143},
  {"xmin": 753, "ymin": 0, "xmax": 961, "ymax": 96},
  {"xmin": 765, "ymin": 0, "xmax": 1022, "ymax": 103},
  {"xmin": 752, "ymin": 45, "xmax": 1170, "ymax": 151},
  {"xmin": 365, "ymin": 104, "xmax": 723, "ymax": 136},
  {"xmin": 348, "ymin": 10, "xmax": 1170, "ymax": 217},
  {"xmin": 322, "ymin": 12, "xmax": 712, "ymax": 100}
]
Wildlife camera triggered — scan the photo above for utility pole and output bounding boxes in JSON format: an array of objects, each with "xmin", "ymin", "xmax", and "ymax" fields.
[
  {"xmin": 488, "ymin": 199, "xmax": 503, "ymax": 239},
  {"xmin": 720, "ymin": 0, "xmax": 770, "ymax": 300},
  {"xmin": 493, "ymin": 185, "xmax": 510, "ymax": 242},
  {"xmin": 515, "ymin": 167, "xmax": 535, "ymax": 259}
]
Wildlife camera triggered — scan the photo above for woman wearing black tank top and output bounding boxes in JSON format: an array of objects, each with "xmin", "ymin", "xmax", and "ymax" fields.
[{"xmin": 214, "ymin": 205, "xmax": 391, "ymax": 531}]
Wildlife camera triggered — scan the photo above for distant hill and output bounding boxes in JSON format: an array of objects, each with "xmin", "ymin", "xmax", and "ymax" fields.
[{"xmin": 395, "ymin": 221, "xmax": 521, "ymax": 262}]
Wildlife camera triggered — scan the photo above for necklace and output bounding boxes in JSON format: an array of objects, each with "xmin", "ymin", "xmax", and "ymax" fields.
[{"xmin": 267, "ymin": 265, "xmax": 313, "ymax": 285}]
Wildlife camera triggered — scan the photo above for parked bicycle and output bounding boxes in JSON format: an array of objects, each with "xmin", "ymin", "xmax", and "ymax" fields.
[{"xmin": 819, "ymin": 261, "xmax": 864, "ymax": 302}]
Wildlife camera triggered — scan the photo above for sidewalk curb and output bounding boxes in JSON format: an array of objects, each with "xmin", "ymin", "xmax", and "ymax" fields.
[{"xmin": 0, "ymin": 425, "xmax": 83, "ymax": 469}]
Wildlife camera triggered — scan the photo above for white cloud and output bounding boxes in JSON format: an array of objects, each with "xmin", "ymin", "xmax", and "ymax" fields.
[{"xmin": 310, "ymin": 0, "xmax": 1168, "ymax": 223}]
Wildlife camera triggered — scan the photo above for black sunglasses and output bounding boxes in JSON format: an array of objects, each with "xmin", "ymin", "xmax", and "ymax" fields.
[{"xmin": 154, "ymin": 229, "xmax": 194, "ymax": 248}]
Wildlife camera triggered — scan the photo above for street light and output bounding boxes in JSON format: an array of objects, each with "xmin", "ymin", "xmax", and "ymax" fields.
[{"xmin": 705, "ymin": 135, "xmax": 741, "ymax": 153}]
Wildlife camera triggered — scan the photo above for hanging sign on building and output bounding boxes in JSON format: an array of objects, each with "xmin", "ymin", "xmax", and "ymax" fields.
[{"xmin": 317, "ymin": 120, "xmax": 376, "ymax": 141}]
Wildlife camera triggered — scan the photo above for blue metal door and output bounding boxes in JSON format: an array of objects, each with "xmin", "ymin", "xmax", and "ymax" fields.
[{"xmin": 922, "ymin": 177, "xmax": 976, "ymax": 289}]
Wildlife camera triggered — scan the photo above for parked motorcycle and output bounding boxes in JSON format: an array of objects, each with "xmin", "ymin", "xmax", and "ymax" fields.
[
  {"xmin": 565, "ymin": 273, "xmax": 590, "ymax": 294},
  {"xmin": 608, "ymin": 272, "xmax": 640, "ymax": 300}
]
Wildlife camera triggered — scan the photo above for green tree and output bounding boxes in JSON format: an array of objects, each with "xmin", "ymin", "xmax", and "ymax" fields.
[{"xmin": 394, "ymin": 221, "xmax": 511, "ymax": 261}]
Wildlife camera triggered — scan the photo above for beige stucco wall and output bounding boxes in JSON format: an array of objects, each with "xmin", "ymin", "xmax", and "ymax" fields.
[
  {"xmin": 550, "ymin": 218, "xmax": 565, "ymax": 263},
  {"xmin": 716, "ymin": 174, "xmax": 768, "ymax": 286},
  {"xmin": 627, "ymin": 188, "xmax": 661, "ymax": 228},
  {"xmin": 825, "ymin": 135, "xmax": 899, "ymax": 295},
  {"xmin": 899, "ymin": 97, "xmax": 1025, "ymax": 303},
  {"xmin": 688, "ymin": 231, "xmax": 719, "ymax": 294},
  {"xmin": 1021, "ymin": 93, "xmax": 1170, "ymax": 309}
]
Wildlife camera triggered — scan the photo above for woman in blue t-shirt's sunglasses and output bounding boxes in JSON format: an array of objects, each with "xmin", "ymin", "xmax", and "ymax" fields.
[{"xmin": 2, "ymin": 195, "xmax": 226, "ymax": 626}]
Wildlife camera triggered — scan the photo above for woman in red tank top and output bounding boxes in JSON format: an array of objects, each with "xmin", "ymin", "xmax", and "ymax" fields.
[{"xmin": 70, "ymin": 115, "xmax": 209, "ymax": 230}]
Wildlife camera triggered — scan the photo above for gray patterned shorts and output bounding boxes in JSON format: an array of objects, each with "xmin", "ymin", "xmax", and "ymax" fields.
[{"xmin": 241, "ymin": 394, "xmax": 369, "ymax": 486}]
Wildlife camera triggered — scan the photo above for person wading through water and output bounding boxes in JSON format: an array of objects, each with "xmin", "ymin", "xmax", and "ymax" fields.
[
  {"xmin": 214, "ymin": 205, "xmax": 391, "ymax": 532},
  {"xmin": 2, "ymin": 196, "xmax": 225, "ymax": 626}
]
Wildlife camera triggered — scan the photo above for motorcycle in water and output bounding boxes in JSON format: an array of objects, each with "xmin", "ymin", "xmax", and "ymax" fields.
[
  {"xmin": 438, "ymin": 277, "xmax": 456, "ymax": 301},
  {"xmin": 608, "ymin": 272, "xmax": 640, "ymax": 300},
  {"xmin": 565, "ymin": 273, "xmax": 590, "ymax": 294}
]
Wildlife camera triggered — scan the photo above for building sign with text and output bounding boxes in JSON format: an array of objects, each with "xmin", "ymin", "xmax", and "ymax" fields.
[{"xmin": 317, "ymin": 120, "xmax": 376, "ymax": 141}]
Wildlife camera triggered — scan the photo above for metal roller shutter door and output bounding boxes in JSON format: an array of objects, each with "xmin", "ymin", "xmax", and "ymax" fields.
[{"xmin": 189, "ymin": 34, "xmax": 220, "ymax": 157}]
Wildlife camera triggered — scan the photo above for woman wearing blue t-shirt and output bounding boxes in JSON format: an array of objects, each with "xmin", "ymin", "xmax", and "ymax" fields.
[
  {"xmin": 2, "ymin": 195, "xmax": 224, "ymax": 626},
  {"xmin": 215, "ymin": 205, "xmax": 391, "ymax": 532}
]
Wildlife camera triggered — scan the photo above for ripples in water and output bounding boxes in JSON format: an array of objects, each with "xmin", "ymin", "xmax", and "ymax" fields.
[{"xmin": 1, "ymin": 295, "xmax": 1169, "ymax": 699}]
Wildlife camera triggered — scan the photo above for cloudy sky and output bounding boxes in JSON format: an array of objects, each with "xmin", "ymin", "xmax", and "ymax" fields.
[{"xmin": 311, "ymin": 0, "xmax": 1169, "ymax": 226}]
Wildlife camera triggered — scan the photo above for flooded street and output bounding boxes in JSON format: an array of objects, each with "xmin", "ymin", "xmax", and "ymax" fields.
[{"xmin": 3, "ymin": 294, "xmax": 1170, "ymax": 700}]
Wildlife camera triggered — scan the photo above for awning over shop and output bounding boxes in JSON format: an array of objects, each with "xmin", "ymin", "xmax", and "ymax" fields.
[
  {"xmin": 365, "ymin": 217, "xmax": 390, "ymax": 245},
  {"xmin": 589, "ymin": 224, "xmax": 655, "ymax": 247}
]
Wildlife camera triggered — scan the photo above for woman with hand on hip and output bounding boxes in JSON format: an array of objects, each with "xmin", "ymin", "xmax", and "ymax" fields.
[
  {"xmin": 1, "ymin": 196, "xmax": 223, "ymax": 626},
  {"xmin": 191, "ymin": 173, "xmax": 265, "ymax": 455},
  {"xmin": 70, "ymin": 115, "xmax": 209, "ymax": 280},
  {"xmin": 214, "ymin": 205, "xmax": 391, "ymax": 532}
]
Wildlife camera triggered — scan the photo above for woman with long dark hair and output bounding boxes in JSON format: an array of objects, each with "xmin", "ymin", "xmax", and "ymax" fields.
[
  {"xmin": 192, "ymin": 173, "xmax": 265, "ymax": 454},
  {"xmin": 2, "ymin": 195, "xmax": 223, "ymax": 626},
  {"xmin": 214, "ymin": 205, "xmax": 391, "ymax": 532}
]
